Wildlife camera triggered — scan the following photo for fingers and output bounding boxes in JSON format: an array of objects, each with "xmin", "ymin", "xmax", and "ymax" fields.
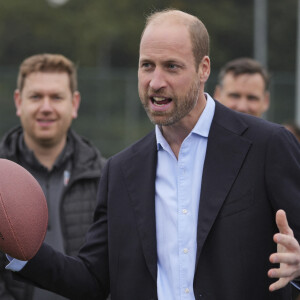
[
  {"xmin": 269, "ymin": 236, "xmax": 300, "ymax": 292},
  {"xmin": 269, "ymin": 278, "xmax": 289, "ymax": 292},
  {"xmin": 269, "ymin": 210, "xmax": 300, "ymax": 292},
  {"xmin": 270, "ymin": 252, "xmax": 300, "ymax": 265},
  {"xmin": 268, "ymin": 262, "xmax": 298, "ymax": 278},
  {"xmin": 273, "ymin": 233, "xmax": 298, "ymax": 251},
  {"xmin": 276, "ymin": 209, "xmax": 293, "ymax": 236},
  {"xmin": 268, "ymin": 262, "xmax": 297, "ymax": 292}
]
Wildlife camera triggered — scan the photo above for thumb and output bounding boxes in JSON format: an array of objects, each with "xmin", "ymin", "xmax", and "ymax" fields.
[{"xmin": 276, "ymin": 209, "xmax": 292, "ymax": 235}]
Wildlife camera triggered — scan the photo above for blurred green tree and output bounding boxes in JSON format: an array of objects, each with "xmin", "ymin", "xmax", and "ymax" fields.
[{"xmin": 0, "ymin": 0, "xmax": 296, "ymax": 71}]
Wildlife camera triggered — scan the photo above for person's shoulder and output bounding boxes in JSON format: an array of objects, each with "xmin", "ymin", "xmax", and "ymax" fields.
[
  {"xmin": 69, "ymin": 129, "xmax": 99, "ymax": 150},
  {"xmin": 214, "ymin": 100, "xmax": 282, "ymax": 136},
  {"xmin": 0, "ymin": 126, "xmax": 23, "ymax": 143},
  {"xmin": 0, "ymin": 126, "xmax": 23, "ymax": 158},
  {"xmin": 68, "ymin": 129, "xmax": 106, "ymax": 169}
]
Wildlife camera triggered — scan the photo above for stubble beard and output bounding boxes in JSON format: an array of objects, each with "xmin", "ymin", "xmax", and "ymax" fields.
[{"xmin": 140, "ymin": 78, "xmax": 201, "ymax": 126}]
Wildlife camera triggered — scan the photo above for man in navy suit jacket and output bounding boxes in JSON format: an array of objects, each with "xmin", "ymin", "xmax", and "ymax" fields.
[{"xmin": 7, "ymin": 9, "xmax": 300, "ymax": 300}]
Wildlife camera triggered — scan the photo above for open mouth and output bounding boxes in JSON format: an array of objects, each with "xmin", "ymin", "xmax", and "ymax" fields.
[{"xmin": 151, "ymin": 96, "xmax": 172, "ymax": 106}]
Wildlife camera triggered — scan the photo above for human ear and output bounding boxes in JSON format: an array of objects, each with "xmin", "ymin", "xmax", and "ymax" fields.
[
  {"xmin": 198, "ymin": 56, "xmax": 210, "ymax": 83},
  {"xmin": 71, "ymin": 91, "xmax": 81, "ymax": 119},
  {"xmin": 14, "ymin": 89, "xmax": 22, "ymax": 117}
]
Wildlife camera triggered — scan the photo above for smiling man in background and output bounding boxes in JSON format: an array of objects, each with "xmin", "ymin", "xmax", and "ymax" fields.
[
  {"xmin": 0, "ymin": 53, "xmax": 106, "ymax": 300},
  {"xmin": 214, "ymin": 57, "xmax": 270, "ymax": 117}
]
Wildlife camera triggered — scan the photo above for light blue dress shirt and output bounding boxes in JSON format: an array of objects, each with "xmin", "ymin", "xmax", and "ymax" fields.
[{"xmin": 155, "ymin": 94, "xmax": 215, "ymax": 300}]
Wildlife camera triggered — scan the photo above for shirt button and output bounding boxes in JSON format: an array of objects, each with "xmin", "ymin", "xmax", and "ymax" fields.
[
  {"xmin": 183, "ymin": 248, "xmax": 189, "ymax": 254},
  {"xmin": 185, "ymin": 288, "xmax": 190, "ymax": 294},
  {"xmin": 182, "ymin": 209, "xmax": 188, "ymax": 214}
]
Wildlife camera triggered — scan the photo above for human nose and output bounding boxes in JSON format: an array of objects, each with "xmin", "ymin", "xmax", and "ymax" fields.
[
  {"xmin": 236, "ymin": 98, "xmax": 248, "ymax": 113},
  {"xmin": 40, "ymin": 98, "xmax": 53, "ymax": 112},
  {"xmin": 149, "ymin": 69, "xmax": 166, "ymax": 91}
]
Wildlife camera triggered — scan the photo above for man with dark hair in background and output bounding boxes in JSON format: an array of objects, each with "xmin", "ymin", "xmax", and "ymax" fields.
[
  {"xmin": 0, "ymin": 53, "xmax": 106, "ymax": 300},
  {"xmin": 214, "ymin": 57, "xmax": 270, "ymax": 117}
]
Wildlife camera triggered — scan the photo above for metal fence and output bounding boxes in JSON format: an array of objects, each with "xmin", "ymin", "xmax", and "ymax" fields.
[{"xmin": 0, "ymin": 68, "xmax": 296, "ymax": 158}]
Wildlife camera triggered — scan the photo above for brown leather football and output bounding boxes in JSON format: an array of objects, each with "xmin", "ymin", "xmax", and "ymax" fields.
[{"xmin": 0, "ymin": 159, "xmax": 48, "ymax": 260}]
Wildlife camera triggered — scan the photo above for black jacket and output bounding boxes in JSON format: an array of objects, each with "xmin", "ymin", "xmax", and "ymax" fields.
[
  {"xmin": 0, "ymin": 126, "xmax": 106, "ymax": 300},
  {"xmin": 17, "ymin": 102, "xmax": 300, "ymax": 300}
]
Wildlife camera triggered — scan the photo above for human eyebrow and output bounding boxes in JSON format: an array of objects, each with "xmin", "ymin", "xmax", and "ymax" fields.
[
  {"xmin": 164, "ymin": 60, "xmax": 184, "ymax": 71},
  {"xmin": 28, "ymin": 92, "xmax": 42, "ymax": 100},
  {"xmin": 51, "ymin": 93, "xmax": 64, "ymax": 100},
  {"xmin": 228, "ymin": 92, "xmax": 241, "ymax": 99},
  {"xmin": 247, "ymin": 94, "xmax": 260, "ymax": 101},
  {"xmin": 139, "ymin": 58, "xmax": 152, "ymax": 67}
]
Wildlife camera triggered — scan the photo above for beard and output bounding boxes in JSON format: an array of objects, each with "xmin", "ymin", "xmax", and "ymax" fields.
[{"xmin": 139, "ymin": 78, "xmax": 201, "ymax": 126}]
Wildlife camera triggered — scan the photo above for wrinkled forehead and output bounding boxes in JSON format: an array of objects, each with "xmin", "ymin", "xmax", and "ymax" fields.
[
  {"xmin": 140, "ymin": 21, "xmax": 191, "ymax": 54},
  {"xmin": 225, "ymin": 72, "xmax": 266, "ymax": 88},
  {"xmin": 139, "ymin": 24, "xmax": 193, "ymax": 64},
  {"xmin": 21, "ymin": 71, "xmax": 72, "ymax": 93}
]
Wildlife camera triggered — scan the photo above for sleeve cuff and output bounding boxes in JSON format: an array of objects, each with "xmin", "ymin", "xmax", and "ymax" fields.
[
  {"xmin": 5, "ymin": 255, "xmax": 28, "ymax": 272},
  {"xmin": 291, "ymin": 280, "xmax": 300, "ymax": 290}
]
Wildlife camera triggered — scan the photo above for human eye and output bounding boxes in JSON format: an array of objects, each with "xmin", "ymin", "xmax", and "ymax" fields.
[
  {"xmin": 166, "ymin": 62, "xmax": 180, "ymax": 72},
  {"xmin": 168, "ymin": 63, "xmax": 177, "ymax": 69},
  {"xmin": 140, "ymin": 61, "xmax": 152, "ymax": 70},
  {"xmin": 228, "ymin": 93, "xmax": 240, "ymax": 100},
  {"xmin": 51, "ymin": 94, "xmax": 63, "ymax": 101},
  {"xmin": 247, "ymin": 95, "xmax": 259, "ymax": 102},
  {"xmin": 29, "ymin": 94, "xmax": 41, "ymax": 101}
]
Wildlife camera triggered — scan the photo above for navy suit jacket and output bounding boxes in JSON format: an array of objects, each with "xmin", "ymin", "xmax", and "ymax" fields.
[{"xmin": 19, "ymin": 101, "xmax": 300, "ymax": 300}]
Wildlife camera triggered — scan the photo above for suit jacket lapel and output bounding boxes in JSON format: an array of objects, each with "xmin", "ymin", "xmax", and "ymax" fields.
[
  {"xmin": 196, "ymin": 103, "xmax": 252, "ymax": 266},
  {"xmin": 121, "ymin": 131, "xmax": 158, "ymax": 282}
]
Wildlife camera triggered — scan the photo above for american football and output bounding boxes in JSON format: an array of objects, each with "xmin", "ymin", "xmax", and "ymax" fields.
[{"xmin": 0, "ymin": 159, "xmax": 48, "ymax": 260}]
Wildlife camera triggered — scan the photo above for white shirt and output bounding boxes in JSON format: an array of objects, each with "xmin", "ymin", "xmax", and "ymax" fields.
[{"xmin": 155, "ymin": 94, "xmax": 215, "ymax": 300}]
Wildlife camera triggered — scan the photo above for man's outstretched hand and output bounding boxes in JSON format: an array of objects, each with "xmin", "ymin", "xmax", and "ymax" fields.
[{"xmin": 268, "ymin": 209, "xmax": 300, "ymax": 292}]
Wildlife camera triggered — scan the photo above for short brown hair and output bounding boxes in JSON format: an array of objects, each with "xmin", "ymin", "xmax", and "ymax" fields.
[
  {"xmin": 142, "ymin": 9, "xmax": 210, "ymax": 69},
  {"xmin": 17, "ymin": 53, "xmax": 78, "ymax": 93},
  {"xmin": 218, "ymin": 57, "xmax": 270, "ymax": 91}
]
